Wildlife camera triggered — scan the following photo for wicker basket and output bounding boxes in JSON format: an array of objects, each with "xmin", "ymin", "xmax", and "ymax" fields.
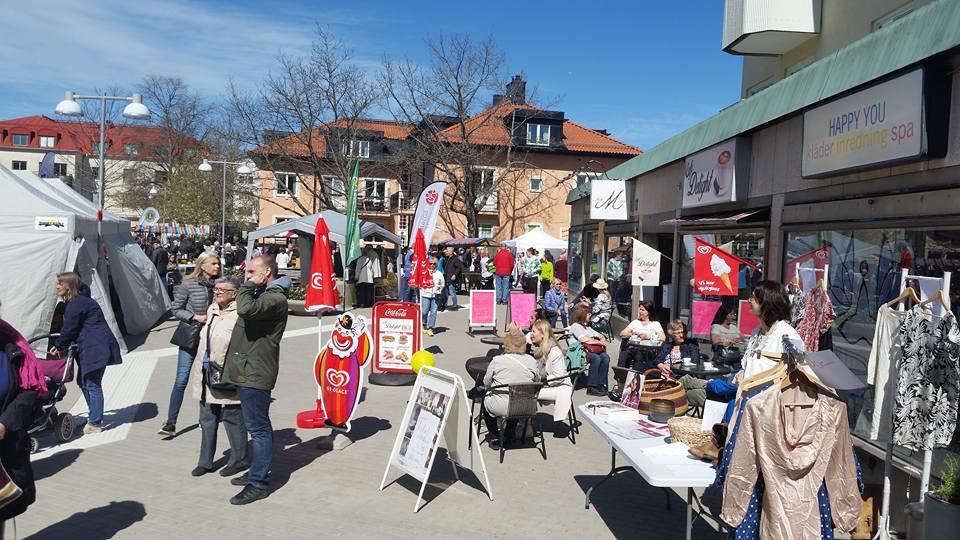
[{"xmin": 667, "ymin": 416, "xmax": 713, "ymax": 447}]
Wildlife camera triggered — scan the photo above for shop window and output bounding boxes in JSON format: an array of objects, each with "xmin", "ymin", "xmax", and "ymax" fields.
[
  {"xmin": 568, "ymin": 232, "xmax": 584, "ymax": 294},
  {"xmin": 606, "ymin": 236, "xmax": 633, "ymax": 318}
]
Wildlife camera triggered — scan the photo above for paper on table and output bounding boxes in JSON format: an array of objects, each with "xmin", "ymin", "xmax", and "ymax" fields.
[
  {"xmin": 638, "ymin": 444, "xmax": 696, "ymax": 466},
  {"xmin": 700, "ymin": 400, "xmax": 727, "ymax": 431}
]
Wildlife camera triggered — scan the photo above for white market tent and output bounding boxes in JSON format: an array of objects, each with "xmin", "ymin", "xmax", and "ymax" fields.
[
  {"xmin": 503, "ymin": 228, "xmax": 567, "ymax": 253},
  {"xmin": 0, "ymin": 166, "xmax": 170, "ymax": 352}
]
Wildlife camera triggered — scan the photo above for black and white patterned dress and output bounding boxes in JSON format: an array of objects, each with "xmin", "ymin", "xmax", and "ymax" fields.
[{"xmin": 892, "ymin": 306, "xmax": 960, "ymax": 451}]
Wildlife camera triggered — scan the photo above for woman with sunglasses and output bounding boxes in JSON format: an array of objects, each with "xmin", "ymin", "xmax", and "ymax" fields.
[{"xmin": 418, "ymin": 258, "xmax": 445, "ymax": 336}]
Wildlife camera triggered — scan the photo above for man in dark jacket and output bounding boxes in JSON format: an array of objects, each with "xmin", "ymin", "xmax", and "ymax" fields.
[
  {"xmin": 441, "ymin": 246, "xmax": 464, "ymax": 311},
  {"xmin": 150, "ymin": 242, "xmax": 169, "ymax": 277},
  {"xmin": 223, "ymin": 255, "xmax": 290, "ymax": 505}
]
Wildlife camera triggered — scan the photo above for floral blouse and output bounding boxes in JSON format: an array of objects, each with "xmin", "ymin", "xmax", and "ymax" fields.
[
  {"xmin": 796, "ymin": 287, "xmax": 836, "ymax": 352},
  {"xmin": 590, "ymin": 292, "xmax": 611, "ymax": 324},
  {"xmin": 893, "ymin": 305, "xmax": 960, "ymax": 451}
]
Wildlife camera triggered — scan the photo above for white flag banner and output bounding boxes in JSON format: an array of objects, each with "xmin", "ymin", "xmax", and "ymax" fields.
[
  {"xmin": 589, "ymin": 180, "xmax": 628, "ymax": 220},
  {"xmin": 408, "ymin": 181, "xmax": 447, "ymax": 247},
  {"xmin": 632, "ymin": 238, "xmax": 662, "ymax": 287}
]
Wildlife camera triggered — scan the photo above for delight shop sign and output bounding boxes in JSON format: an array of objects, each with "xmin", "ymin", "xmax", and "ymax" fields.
[
  {"xmin": 802, "ymin": 69, "xmax": 925, "ymax": 178},
  {"xmin": 682, "ymin": 138, "xmax": 750, "ymax": 209}
]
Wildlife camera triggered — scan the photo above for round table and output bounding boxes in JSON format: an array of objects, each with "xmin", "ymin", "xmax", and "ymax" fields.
[
  {"xmin": 671, "ymin": 363, "xmax": 733, "ymax": 380},
  {"xmin": 465, "ymin": 356, "xmax": 491, "ymax": 384},
  {"xmin": 479, "ymin": 335, "xmax": 505, "ymax": 349}
]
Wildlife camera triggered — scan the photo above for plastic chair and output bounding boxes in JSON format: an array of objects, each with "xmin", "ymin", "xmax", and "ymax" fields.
[{"xmin": 479, "ymin": 382, "xmax": 546, "ymax": 463}]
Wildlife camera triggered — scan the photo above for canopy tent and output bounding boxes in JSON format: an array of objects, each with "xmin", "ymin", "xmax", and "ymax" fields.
[
  {"xmin": 503, "ymin": 228, "xmax": 567, "ymax": 253},
  {"xmin": 134, "ymin": 223, "xmax": 211, "ymax": 236},
  {"xmin": 1, "ymin": 167, "xmax": 170, "ymax": 353},
  {"xmin": 245, "ymin": 210, "xmax": 401, "ymax": 250},
  {"xmin": 438, "ymin": 237, "xmax": 497, "ymax": 249}
]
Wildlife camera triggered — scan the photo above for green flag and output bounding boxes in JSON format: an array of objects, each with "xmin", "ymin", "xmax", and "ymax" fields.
[{"xmin": 344, "ymin": 159, "xmax": 362, "ymax": 266}]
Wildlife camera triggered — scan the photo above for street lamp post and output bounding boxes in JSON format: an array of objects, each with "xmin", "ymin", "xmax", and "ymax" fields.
[
  {"xmin": 55, "ymin": 91, "xmax": 150, "ymax": 262},
  {"xmin": 198, "ymin": 159, "xmax": 253, "ymax": 244}
]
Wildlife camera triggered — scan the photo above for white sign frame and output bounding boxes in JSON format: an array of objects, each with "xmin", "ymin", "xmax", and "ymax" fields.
[
  {"xmin": 380, "ymin": 366, "xmax": 493, "ymax": 512},
  {"xmin": 802, "ymin": 68, "xmax": 925, "ymax": 178},
  {"xmin": 468, "ymin": 290, "xmax": 497, "ymax": 331},
  {"xmin": 589, "ymin": 180, "xmax": 628, "ymax": 220},
  {"xmin": 631, "ymin": 238, "xmax": 662, "ymax": 287}
]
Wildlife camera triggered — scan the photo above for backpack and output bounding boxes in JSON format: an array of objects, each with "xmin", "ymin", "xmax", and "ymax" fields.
[{"xmin": 565, "ymin": 338, "xmax": 586, "ymax": 370}]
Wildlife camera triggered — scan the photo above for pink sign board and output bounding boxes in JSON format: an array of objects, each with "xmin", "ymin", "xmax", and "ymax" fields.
[
  {"xmin": 692, "ymin": 301, "xmax": 722, "ymax": 336},
  {"xmin": 509, "ymin": 293, "xmax": 537, "ymax": 329},
  {"xmin": 469, "ymin": 290, "xmax": 496, "ymax": 327},
  {"xmin": 738, "ymin": 300, "xmax": 761, "ymax": 336}
]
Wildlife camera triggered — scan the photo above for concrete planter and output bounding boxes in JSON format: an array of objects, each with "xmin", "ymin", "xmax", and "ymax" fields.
[
  {"xmin": 925, "ymin": 492, "xmax": 960, "ymax": 538},
  {"xmin": 287, "ymin": 299, "xmax": 310, "ymax": 316}
]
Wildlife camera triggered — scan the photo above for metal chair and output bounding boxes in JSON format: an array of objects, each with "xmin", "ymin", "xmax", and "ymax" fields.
[
  {"xmin": 537, "ymin": 371, "xmax": 582, "ymax": 444},
  {"xmin": 479, "ymin": 382, "xmax": 546, "ymax": 463}
]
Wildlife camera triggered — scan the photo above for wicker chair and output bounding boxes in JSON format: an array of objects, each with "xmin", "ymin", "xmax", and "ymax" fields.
[
  {"xmin": 537, "ymin": 371, "xmax": 582, "ymax": 444},
  {"xmin": 479, "ymin": 382, "xmax": 546, "ymax": 463}
]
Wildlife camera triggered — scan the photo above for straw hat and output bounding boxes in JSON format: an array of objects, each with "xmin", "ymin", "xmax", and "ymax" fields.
[
  {"xmin": 503, "ymin": 324, "xmax": 528, "ymax": 354},
  {"xmin": 594, "ymin": 278, "xmax": 609, "ymax": 290}
]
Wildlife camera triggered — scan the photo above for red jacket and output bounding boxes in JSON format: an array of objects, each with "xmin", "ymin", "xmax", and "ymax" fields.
[{"xmin": 492, "ymin": 248, "xmax": 515, "ymax": 276}]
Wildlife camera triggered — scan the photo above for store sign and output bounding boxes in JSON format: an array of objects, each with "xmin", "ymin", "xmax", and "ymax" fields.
[
  {"xmin": 802, "ymin": 69, "xmax": 925, "ymax": 178},
  {"xmin": 682, "ymin": 139, "xmax": 747, "ymax": 209},
  {"xmin": 372, "ymin": 302, "xmax": 421, "ymax": 374},
  {"xmin": 590, "ymin": 180, "xmax": 628, "ymax": 220},
  {"xmin": 631, "ymin": 238, "xmax": 661, "ymax": 286}
]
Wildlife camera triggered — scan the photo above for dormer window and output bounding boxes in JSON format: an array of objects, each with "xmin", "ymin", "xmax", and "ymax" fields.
[
  {"xmin": 342, "ymin": 140, "xmax": 370, "ymax": 158},
  {"xmin": 526, "ymin": 123, "xmax": 550, "ymax": 146},
  {"xmin": 123, "ymin": 143, "xmax": 140, "ymax": 156}
]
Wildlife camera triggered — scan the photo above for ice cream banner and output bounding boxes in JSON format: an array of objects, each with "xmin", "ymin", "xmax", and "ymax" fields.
[
  {"xmin": 694, "ymin": 238, "xmax": 739, "ymax": 296},
  {"xmin": 316, "ymin": 313, "xmax": 372, "ymax": 432}
]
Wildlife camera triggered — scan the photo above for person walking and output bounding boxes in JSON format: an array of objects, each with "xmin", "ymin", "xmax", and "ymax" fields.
[
  {"xmin": 223, "ymin": 255, "xmax": 290, "ymax": 505},
  {"xmin": 492, "ymin": 244, "xmax": 515, "ymax": 305},
  {"xmin": 159, "ymin": 252, "xmax": 220, "ymax": 438},
  {"xmin": 418, "ymin": 258, "xmax": 445, "ymax": 336},
  {"xmin": 50, "ymin": 272, "xmax": 122, "ymax": 434},
  {"xmin": 355, "ymin": 245, "xmax": 380, "ymax": 308},
  {"xmin": 520, "ymin": 248, "xmax": 541, "ymax": 294},
  {"xmin": 189, "ymin": 276, "xmax": 248, "ymax": 478},
  {"xmin": 441, "ymin": 246, "xmax": 464, "ymax": 311},
  {"xmin": 540, "ymin": 251, "xmax": 554, "ymax": 298},
  {"xmin": 150, "ymin": 241, "xmax": 169, "ymax": 278}
]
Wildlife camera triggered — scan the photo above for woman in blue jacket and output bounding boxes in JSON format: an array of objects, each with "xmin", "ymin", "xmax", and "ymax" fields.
[{"xmin": 50, "ymin": 272, "xmax": 122, "ymax": 434}]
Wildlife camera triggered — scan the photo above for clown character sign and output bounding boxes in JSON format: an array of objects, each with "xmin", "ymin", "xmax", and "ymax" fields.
[{"xmin": 316, "ymin": 313, "xmax": 372, "ymax": 432}]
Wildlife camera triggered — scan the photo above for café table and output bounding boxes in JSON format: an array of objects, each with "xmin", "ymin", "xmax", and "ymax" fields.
[
  {"xmin": 579, "ymin": 404, "xmax": 719, "ymax": 540},
  {"xmin": 478, "ymin": 335, "xmax": 505, "ymax": 349},
  {"xmin": 671, "ymin": 363, "xmax": 733, "ymax": 380},
  {"xmin": 465, "ymin": 357, "xmax": 492, "ymax": 385}
]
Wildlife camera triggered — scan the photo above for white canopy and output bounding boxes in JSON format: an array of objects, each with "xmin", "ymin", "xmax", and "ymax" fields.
[
  {"xmin": 0, "ymin": 167, "xmax": 170, "ymax": 352},
  {"xmin": 503, "ymin": 228, "xmax": 567, "ymax": 253}
]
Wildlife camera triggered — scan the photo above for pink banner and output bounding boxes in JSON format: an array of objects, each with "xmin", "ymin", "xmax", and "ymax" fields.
[
  {"xmin": 738, "ymin": 300, "xmax": 761, "ymax": 336},
  {"xmin": 692, "ymin": 300, "xmax": 722, "ymax": 336},
  {"xmin": 509, "ymin": 293, "xmax": 537, "ymax": 329},
  {"xmin": 470, "ymin": 290, "xmax": 496, "ymax": 327}
]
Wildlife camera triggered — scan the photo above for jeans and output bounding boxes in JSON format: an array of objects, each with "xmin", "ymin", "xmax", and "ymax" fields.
[
  {"xmin": 237, "ymin": 386, "xmax": 273, "ymax": 490},
  {"xmin": 421, "ymin": 296, "xmax": 438, "ymax": 329},
  {"xmin": 445, "ymin": 283, "xmax": 459, "ymax": 308},
  {"xmin": 198, "ymin": 402, "xmax": 248, "ymax": 470},
  {"xmin": 587, "ymin": 351, "xmax": 610, "ymax": 388},
  {"xmin": 494, "ymin": 275, "xmax": 510, "ymax": 303},
  {"xmin": 546, "ymin": 310, "xmax": 568, "ymax": 328},
  {"xmin": 166, "ymin": 347, "xmax": 195, "ymax": 425},
  {"xmin": 78, "ymin": 366, "xmax": 106, "ymax": 426},
  {"xmin": 399, "ymin": 274, "xmax": 409, "ymax": 302}
]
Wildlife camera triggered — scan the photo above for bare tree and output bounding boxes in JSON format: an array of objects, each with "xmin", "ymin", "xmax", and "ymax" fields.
[{"xmin": 226, "ymin": 26, "xmax": 382, "ymax": 217}]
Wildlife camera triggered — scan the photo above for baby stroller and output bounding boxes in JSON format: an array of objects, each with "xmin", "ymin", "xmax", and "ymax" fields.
[{"xmin": 26, "ymin": 334, "xmax": 77, "ymax": 453}]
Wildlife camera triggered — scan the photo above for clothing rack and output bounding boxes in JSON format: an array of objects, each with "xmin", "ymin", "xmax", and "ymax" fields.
[{"xmin": 874, "ymin": 269, "xmax": 951, "ymax": 540}]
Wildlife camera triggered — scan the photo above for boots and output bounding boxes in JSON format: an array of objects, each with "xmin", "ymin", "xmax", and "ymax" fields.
[{"xmin": 687, "ymin": 422, "xmax": 728, "ymax": 465}]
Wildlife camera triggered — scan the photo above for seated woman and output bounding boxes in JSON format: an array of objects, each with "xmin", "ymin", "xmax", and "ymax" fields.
[
  {"xmin": 618, "ymin": 300, "xmax": 665, "ymax": 373},
  {"xmin": 482, "ymin": 324, "xmax": 539, "ymax": 447},
  {"xmin": 711, "ymin": 307, "xmax": 745, "ymax": 365},
  {"xmin": 653, "ymin": 320, "xmax": 708, "ymax": 409},
  {"xmin": 530, "ymin": 319, "xmax": 573, "ymax": 428},
  {"xmin": 567, "ymin": 306, "xmax": 610, "ymax": 396},
  {"xmin": 589, "ymin": 279, "xmax": 612, "ymax": 327}
]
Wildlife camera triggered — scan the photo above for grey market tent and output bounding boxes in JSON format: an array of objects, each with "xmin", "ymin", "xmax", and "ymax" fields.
[
  {"xmin": 245, "ymin": 210, "xmax": 401, "ymax": 249},
  {"xmin": 0, "ymin": 166, "xmax": 170, "ymax": 352}
]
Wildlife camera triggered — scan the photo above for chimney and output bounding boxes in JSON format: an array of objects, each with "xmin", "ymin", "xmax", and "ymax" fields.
[
  {"xmin": 492, "ymin": 94, "xmax": 505, "ymax": 106},
  {"xmin": 505, "ymin": 75, "xmax": 526, "ymax": 104}
]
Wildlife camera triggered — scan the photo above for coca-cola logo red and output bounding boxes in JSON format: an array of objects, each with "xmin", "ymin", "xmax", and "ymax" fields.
[
  {"xmin": 425, "ymin": 190, "xmax": 439, "ymax": 205},
  {"xmin": 383, "ymin": 308, "xmax": 410, "ymax": 318}
]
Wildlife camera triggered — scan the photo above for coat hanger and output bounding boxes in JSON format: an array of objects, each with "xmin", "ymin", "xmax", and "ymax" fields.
[
  {"xmin": 919, "ymin": 289, "xmax": 950, "ymax": 311},
  {"xmin": 740, "ymin": 362, "xmax": 787, "ymax": 394},
  {"xmin": 777, "ymin": 335, "xmax": 837, "ymax": 404},
  {"xmin": 883, "ymin": 287, "xmax": 921, "ymax": 309}
]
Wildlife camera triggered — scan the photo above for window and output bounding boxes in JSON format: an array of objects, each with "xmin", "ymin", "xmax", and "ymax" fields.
[
  {"xmin": 786, "ymin": 57, "xmax": 814, "ymax": 77},
  {"xmin": 873, "ymin": 4, "xmax": 914, "ymax": 31},
  {"xmin": 274, "ymin": 172, "xmax": 298, "ymax": 197},
  {"xmin": 91, "ymin": 166, "xmax": 100, "ymax": 179},
  {"xmin": 322, "ymin": 175, "xmax": 346, "ymax": 209},
  {"xmin": 479, "ymin": 224, "xmax": 494, "ymax": 238},
  {"xmin": 53, "ymin": 163, "xmax": 67, "ymax": 177},
  {"xmin": 123, "ymin": 143, "xmax": 140, "ymax": 156},
  {"xmin": 469, "ymin": 168, "xmax": 495, "ymax": 191},
  {"xmin": 526, "ymin": 123, "xmax": 550, "ymax": 146},
  {"xmin": 747, "ymin": 78, "xmax": 776, "ymax": 97},
  {"xmin": 182, "ymin": 148, "xmax": 196, "ymax": 159},
  {"xmin": 11, "ymin": 160, "xmax": 26, "ymax": 170},
  {"xmin": 153, "ymin": 170, "xmax": 168, "ymax": 184},
  {"xmin": 529, "ymin": 177, "xmax": 543, "ymax": 193},
  {"xmin": 274, "ymin": 216, "xmax": 293, "ymax": 224},
  {"xmin": 342, "ymin": 140, "xmax": 370, "ymax": 158},
  {"xmin": 526, "ymin": 223, "xmax": 543, "ymax": 233},
  {"xmin": 12, "ymin": 134, "xmax": 28, "ymax": 146},
  {"xmin": 39, "ymin": 136, "xmax": 55, "ymax": 148},
  {"xmin": 154, "ymin": 146, "xmax": 172, "ymax": 158},
  {"xmin": 364, "ymin": 178, "xmax": 386, "ymax": 199}
]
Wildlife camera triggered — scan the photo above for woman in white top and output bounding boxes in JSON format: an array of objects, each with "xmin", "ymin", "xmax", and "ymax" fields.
[
  {"xmin": 617, "ymin": 300, "xmax": 666, "ymax": 375},
  {"xmin": 529, "ymin": 319, "xmax": 572, "ymax": 423},
  {"xmin": 416, "ymin": 257, "xmax": 445, "ymax": 336},
  {"xmin": 739, "ymin": 280, "xmax": 805, "ymax": 381}
]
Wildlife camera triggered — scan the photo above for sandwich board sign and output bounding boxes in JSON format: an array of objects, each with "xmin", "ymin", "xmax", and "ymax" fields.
[
  {"xmin": 468, "ymin": 290, "xmax": 496, "ymax": 333},
  {"xmin": 379, "ymin": 366, "xmax": 493, "ymax": 512}
]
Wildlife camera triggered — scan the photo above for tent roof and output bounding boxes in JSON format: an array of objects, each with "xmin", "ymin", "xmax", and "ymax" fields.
[
  {"xmin": 438, "ymin": 237, "xmax": 497, "ymax": 248},
  {"xmin": 503, "ymin": 228, "xmax": 566, "ymax": 251},
  {"xmin": 247, "ymin": 210, "xmax": 401, "ymax": 245}
]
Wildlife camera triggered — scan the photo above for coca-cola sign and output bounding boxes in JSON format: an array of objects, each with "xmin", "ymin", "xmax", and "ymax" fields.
[
  {"xmin": 372, "ymin": 301, "xmax": 421, "ymax": 374},
  {"xmin": 383, "ymin": 308, "xmax": 410, "ymax": 318}
]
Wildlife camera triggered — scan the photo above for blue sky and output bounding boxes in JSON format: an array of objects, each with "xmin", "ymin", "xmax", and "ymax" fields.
[{"xmin": 0, "ymin": 0, "xmax": 742, "ymax": 150}]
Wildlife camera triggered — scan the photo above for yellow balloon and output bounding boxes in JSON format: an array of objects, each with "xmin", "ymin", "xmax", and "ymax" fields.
[{"xmin": 410, "ymin": 350, "xmax": 435, "ymax": 373}]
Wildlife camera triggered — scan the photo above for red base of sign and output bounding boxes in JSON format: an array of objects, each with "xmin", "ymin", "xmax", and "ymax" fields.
[{"xmin": 296, "ymin": 400, "xmax": 327, "ymax": 429}]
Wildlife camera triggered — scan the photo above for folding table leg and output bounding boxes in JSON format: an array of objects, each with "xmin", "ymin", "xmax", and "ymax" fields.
[{"xmin": 584, "ymin": 447, "xmax": 633, "ymax": 509}]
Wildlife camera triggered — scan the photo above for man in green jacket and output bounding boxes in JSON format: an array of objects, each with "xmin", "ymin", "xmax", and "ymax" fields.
[{"xmin": 224, "ymin": 255, "xmax": 290, "ymax": 505}]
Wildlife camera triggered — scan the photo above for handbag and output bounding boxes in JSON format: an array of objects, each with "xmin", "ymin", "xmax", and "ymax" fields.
[
  {"xmin": 201, "ymin": 314, "xmax": 235, "ymax": 391},
  {"xmin": 0, "ymin": 461, "xmax": 22, "ymax": 512},
  {"xmin": 170, "ymin": 320, "xmax": 201, "ymax": 349},
  {"xmin": 637, "ymin": 369, "xmax": 689, "ymax": 416},
  {"xmin": 583, "ymin": 340, "xmax": 606, "ymax": 354}
]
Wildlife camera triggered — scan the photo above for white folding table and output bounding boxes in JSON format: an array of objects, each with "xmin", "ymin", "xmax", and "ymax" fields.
[{"xmin": 579, "ymin": 405, "xmax": 719, "ymax": 540}]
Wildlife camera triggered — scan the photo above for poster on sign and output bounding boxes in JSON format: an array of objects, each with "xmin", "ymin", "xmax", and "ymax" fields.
[
  {"xmin": 631, "ymin": 238, "xmax": 661, "ymax": 286},
  {"xmin": 589, "ymin": 180, "xmax": 628, "ymax": 220},
  {"xmin": 692, "ymin": 300, "xmax": 722, "ymax": 336},
  {"xmin": 738, "ymin": 300, "xmax": 761, "ymax": 335},
  {"xmin": 694, "ymin": 238, "xmax": 740, "ymax": 296},
  {"xmin": 509, "ymin": 293, "xmax": 537, "ymax": 329},
  {"xmin": 373, "ymin": 302, "xmax": 420, "ymax": 374},
  {"xmin": 469, "ymin": 290, "xmax": 496, "ymax": 329}
]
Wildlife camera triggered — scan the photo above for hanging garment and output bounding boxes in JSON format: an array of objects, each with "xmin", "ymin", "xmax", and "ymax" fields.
[
  {"xmin": 720, "ymin": 386, "xmax": 861, "ymax": 539},
  {"xmin": 796, "ymin": 287, "xmax": 835, "ymax": 352},
  {"xmin": 860, "ymin": 306, "xmax": 906, "ymax": 441},
  {"xmin": 789, "ymin": 291, "xmax": 808, "ymax": 328},
  {"xmin": 892, "ymin": 306, "xmax": 960, "ymax": 451}
]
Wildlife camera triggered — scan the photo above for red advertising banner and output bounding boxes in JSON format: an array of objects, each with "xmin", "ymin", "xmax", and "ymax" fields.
[
  {"xmin": 738, "ymin": 300, "xmax": 761, "ymax": 336},
  {"xmin": 692, "ymin": 300, "xmax": 722, "ymax": 336},
  {"xmin": 509, "ymin": 293, "xmax": 537, "ymax": 329},
  {"xmin": 785, "ymin": 245, "xmax": 829, "ymax": 285},
  {"xmin": 372, "ymin": 302, "xmax": 421, "ymax": 374},
  {"xmin": 694, "ymin": 238, "xmax": 740, "ymax": 296},
  {"xmin": 469, "ymin": 290, "xmax": 496, "ymax": 327}
]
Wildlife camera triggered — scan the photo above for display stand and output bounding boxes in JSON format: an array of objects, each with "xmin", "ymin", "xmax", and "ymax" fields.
[
  {"xmin": 368, "ymin": 301, "xmax": 420, "ymax": 387},
  {"xmin": 379, "ymin": 366, "xmax": 493, "ymax": 512},
  {"xmin": 467, "ymin": 290, "xmax": 496, "ymax": 336}
]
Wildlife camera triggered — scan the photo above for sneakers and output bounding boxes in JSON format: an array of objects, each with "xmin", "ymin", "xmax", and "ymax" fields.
[
  {"xmin": 220, "ymin": 464, "xmax": 249, "ymax": 477},
  {"xmin": 191, "ymin": 466, "xmax": 211, "ymax": 477},
  {"xmin": 586, "ymin": 386, "xmax": 607, "ymax": 397},
  {"xmin": 230, "ymin": 485, "xmax": 270, "ymax": 505},
  {"xmin": 425, "ymin": 328, "xmax": 434, "ymax": 336},
  {"xmin": 157, "ymin": 423, "xmax": 176, "ymax": 437},
  {"xmin": 83, "ymin": 423, "xmax": 103, "ymax": 435},
  {"xmin": 230, "ymin": 473, "xmax": 250, "ymax": 486}
]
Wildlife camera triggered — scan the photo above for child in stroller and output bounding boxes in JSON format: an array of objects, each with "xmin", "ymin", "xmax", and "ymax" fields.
[{"xmin": 26, "ymin": 334, "xmax": 77, "ymax": 453}]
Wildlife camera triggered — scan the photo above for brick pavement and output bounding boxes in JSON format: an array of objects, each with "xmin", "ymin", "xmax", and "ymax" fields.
[{"xmin": 20, "ymin": 299, "xmax": 723, "ymax": 539}]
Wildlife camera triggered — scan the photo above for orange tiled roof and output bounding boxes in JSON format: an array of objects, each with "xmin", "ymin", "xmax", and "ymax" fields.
[{"xmin": 254, "ymin": 119, "xmax": 414, "ymax": 157}]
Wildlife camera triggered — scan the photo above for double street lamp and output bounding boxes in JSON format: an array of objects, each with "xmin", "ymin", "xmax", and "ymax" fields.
[{"xmin": 198, "ymin": 159, "xmax": 253, "ymax": 244}]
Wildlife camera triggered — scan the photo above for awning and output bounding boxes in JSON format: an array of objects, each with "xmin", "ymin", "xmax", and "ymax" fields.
[
  {"xmin": 660, "ymin": 209, "xmax": 767, "ymax": 227},
  {"xmin": 438, "ymin": 237, "xmax": 497, "ymax": 248}
]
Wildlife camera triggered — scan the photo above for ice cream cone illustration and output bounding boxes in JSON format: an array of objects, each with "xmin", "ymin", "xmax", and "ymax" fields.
[
  {"xmin": 719, "ymin": 272, "xmax": 733, "ymax": 292},
  {"xmin": 710, "ymin": 254, "xmax": 734, "ymax": 293}
]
